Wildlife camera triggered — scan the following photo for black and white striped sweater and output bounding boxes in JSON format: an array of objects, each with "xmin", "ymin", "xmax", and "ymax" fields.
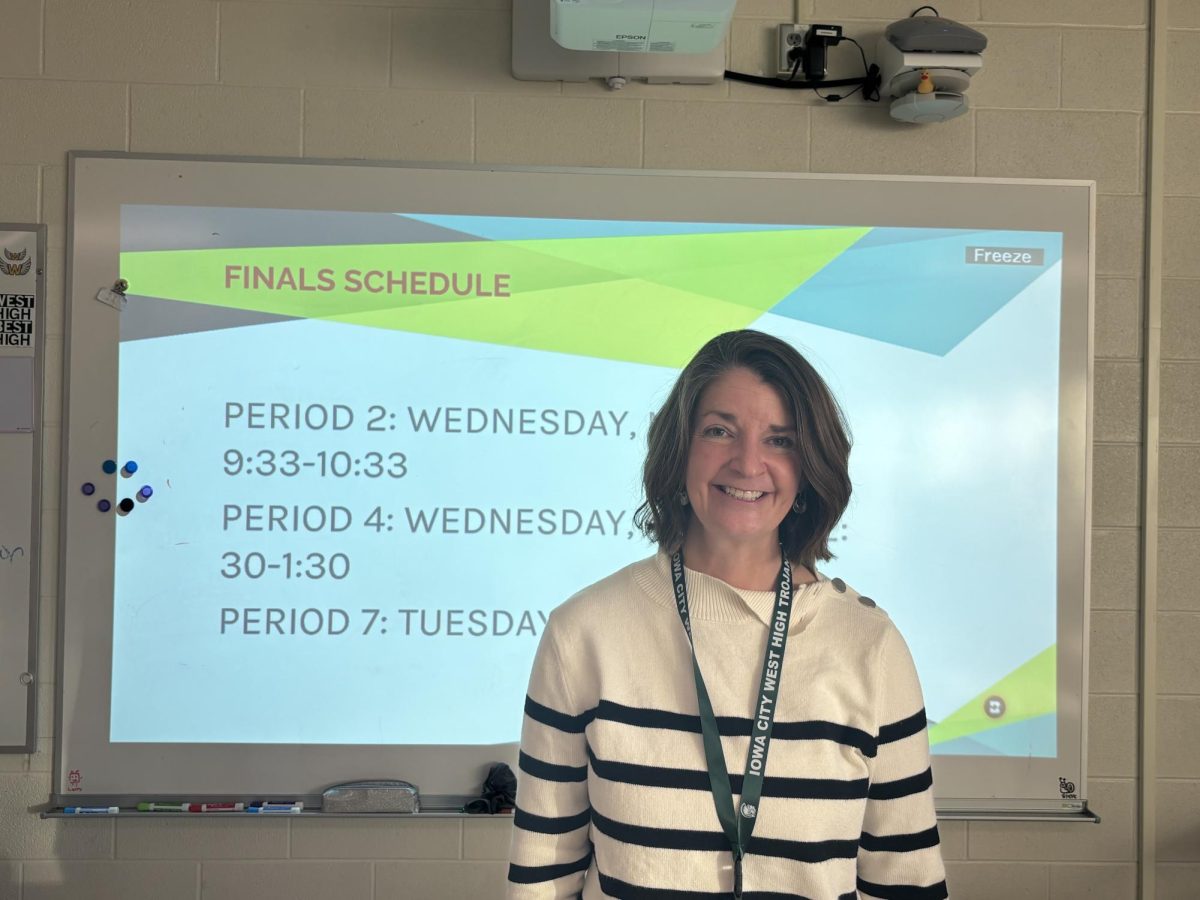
[{"xmin": 507, "ymin": 553, "xmax": 948, "ymax": 900}]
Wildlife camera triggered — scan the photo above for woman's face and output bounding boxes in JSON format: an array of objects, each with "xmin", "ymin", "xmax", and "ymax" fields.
[{"xmin": 684, "ymin": 367, "xmax": 802, "ymax": 554}]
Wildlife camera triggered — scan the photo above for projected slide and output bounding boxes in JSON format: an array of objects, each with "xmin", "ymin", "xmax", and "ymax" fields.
[{"xmin": 110, "ymin": 206, "xmax": 1062, "ymax": 755}]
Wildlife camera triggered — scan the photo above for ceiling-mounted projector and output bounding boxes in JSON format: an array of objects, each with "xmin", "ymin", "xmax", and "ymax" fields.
[
  {"xmin": 877, "ymin": 16, "xmax": 987, "ymax": 124},
  {"xmin": 551, "ymin": 0, "xmax": 736, "ymax": 54}
]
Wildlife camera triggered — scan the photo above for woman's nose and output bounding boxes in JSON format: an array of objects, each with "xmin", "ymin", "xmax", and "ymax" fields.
[{"xmin": 730, "ymin": 436, "xmax": 766, "ymax": 475}]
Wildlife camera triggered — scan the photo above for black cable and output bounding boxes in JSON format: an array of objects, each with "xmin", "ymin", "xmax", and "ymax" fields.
[
  {"xmin": 837, "ymin": 38, "xmax": 880, "ymax": 102},
  {"xmin": 804, "ymin": 36, "xmax": 879, "ymax": 103},
  {"xmin": 910, "ymin": 5, "xmax": 940, "ymax": 15},
  {"xmin": 786, "ymin": 49, "xmax": 803, "ymax": 82},
  {"xmin": 726, "ymin": 31, "xmax": 880, "ymax": 96},
  {"xmin": 724, "ymin": 70, "xmax": 872, "ymax": 90}
]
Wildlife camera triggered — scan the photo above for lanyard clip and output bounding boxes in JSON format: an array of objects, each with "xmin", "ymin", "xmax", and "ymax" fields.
[{"xmin": 733, "ymin": 852, "xmax": 743, "ymax": 899}]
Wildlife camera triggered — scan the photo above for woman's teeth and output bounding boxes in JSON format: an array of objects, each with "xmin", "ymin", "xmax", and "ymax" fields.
[{"xmin": 722, "ymin": 486, "xmax": 764, "ymax": 501}]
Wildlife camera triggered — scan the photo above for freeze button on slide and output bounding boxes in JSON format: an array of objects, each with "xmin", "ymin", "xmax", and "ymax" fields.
[{"xmin": 964, "ymin": 246, "xmax": 1044, "ymax": 266}]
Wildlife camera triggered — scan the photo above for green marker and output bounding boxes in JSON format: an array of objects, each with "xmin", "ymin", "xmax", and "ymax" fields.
[{"xmin": 136, "ymin": 802, "xmax": 187, "ymax": 812}]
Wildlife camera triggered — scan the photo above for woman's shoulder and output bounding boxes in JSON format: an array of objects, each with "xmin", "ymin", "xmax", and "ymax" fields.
[
  {"xmin": 811, "ymin": 571, "xmax": 906, "ymax": 644},
  {"xmin": 817, "ymin": 572, "xmax": 889, "ymax": 617},
  {"xmin": 548, "ymin": 554, "xmax": 669, "ymax": 630}
]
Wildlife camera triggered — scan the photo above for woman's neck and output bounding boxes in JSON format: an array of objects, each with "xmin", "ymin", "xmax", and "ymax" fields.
[{"xmin": 681, "ymin": 531, "xmax": 784, "ymax": 591}]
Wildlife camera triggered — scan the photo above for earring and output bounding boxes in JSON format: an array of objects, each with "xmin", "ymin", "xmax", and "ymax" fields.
[
  {"xmin": 792, "ymin": 494, "xmax": 806, "ymax": 514},
  {"xmin": 678, "ymin": 490, "xmax": 689, "ymax": 507}
]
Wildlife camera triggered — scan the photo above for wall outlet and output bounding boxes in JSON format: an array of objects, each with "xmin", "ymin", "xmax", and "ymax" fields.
[{"xmin": 777, "ymin": 24, "xmax": 805, "ymax": 75}]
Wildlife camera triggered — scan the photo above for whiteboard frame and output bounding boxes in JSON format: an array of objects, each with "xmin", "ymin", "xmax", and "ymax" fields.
[
  {"xmin": 58, "ymin": 152, "xmax": 1093, "ymax": 814},
  {"xmin": 0, "ymin": 223, "xmax": 45, "ymax": 754}
]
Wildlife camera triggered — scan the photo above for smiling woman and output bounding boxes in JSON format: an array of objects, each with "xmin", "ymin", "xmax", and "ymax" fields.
[
  {"xmin": 639, "ymin": 329, "xmax": 853, "ymax": 588},
  {"xmin": 682, "ymin": 367, "xmax": 805, "ymax": 588},
  {"xmin": 508, "ymin": 330, "xmax": 948, "ymax": 900}
]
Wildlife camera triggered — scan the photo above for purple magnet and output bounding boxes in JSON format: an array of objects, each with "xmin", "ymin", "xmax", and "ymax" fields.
[
  {"xmin": 97, "ymin": 499, "xmax": 112, "ymax": 513},
  {"xmin": 81, "ymin": 482, "xmax": 95, "ymax": 496},
  {"xmin": 122, "ymin": 460, "xmax": 138, "ymax": 477},
  {"xmin": 102, "ymin": 460, "xmax": 117, "ymax": 474},
  {"xmin": 118, "ymin": 498, "xmax": 134, "ymax": 514},
  {"xmin": 138, "ymin": 485, "xmax": 153, "ymax": 499}
]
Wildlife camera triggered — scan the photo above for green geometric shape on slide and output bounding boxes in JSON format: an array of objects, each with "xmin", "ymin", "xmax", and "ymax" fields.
[
  {"xmin": 118, "ymin": 226, "xmax": 869, "ymax": 367},
  {"xmin": 928, "ymin": 645, "xmax": 1056, "ymax": 747},
  {"xmin": 327, "ymin": 278, "xmax": 759, "ymax": 369}
]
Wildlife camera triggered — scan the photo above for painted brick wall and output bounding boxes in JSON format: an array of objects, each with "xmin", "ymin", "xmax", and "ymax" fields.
[{"xmin": 0, "ymin": 1, "xmax": 1184, "ymax": 898}]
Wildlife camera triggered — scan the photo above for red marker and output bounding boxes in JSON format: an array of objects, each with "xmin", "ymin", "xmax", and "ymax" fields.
[{"xmin": 185, "ymin": 802, "xmax": 244, "ymax": 813}]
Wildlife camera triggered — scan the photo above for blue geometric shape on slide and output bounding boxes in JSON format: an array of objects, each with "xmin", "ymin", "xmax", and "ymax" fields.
[
  {"xmin": 769, "ymin": 229, "xmax": 1064, "ymax": 356},
  {"xmin": 933, "ymin": 712, "xmax": 1058, "ymax": 758},
  {"xmin": 400, "ymin": 213, "xmax": 827, "ymax": 242},
  {"xmin": 840, "ymin": 226, "xmax": 989, "ymax": 251}
]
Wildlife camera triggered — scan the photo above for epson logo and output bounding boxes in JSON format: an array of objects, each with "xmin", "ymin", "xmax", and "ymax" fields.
[{"xmin": 616, "ymin": 34, "xmax": 646, "ymax": 39}]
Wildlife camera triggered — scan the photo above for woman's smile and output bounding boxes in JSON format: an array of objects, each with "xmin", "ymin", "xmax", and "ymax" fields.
[{"xmin": 717, "ymin": 485, "xmax": 766, "ymax": 501}]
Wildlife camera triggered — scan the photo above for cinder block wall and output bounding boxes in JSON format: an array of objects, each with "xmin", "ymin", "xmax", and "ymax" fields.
[
  {"xmin": 0, "ymin": 1, "xmax": 1192, "ymax": 898},
  {"xmin": 1159, "ymin": 1, "xmax": 1200, "ymax": 895}
]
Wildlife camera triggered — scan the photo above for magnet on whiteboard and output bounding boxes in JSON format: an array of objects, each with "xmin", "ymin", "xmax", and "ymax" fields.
[{"xmin": 95, "ymin": 279, "xmax": 128, "ymax": 310}]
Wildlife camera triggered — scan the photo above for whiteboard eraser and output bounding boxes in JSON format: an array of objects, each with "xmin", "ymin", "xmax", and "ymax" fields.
[{"xmin": 321, "ymin": 780, "xmax": 420, "ymax": 813}]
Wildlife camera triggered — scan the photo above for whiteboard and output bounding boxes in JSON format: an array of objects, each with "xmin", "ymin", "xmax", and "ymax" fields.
[
  {"xmin": 59, "ymin": 154, "xmax": 1093, "ymax": 813},
  {"xmin": 0, "ymin": 225, "xmax": 44, "ymax": 753}
]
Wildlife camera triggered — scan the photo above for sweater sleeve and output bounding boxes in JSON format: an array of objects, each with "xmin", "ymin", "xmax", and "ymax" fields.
[
  {"xmin": 857, "ymin": 623, "xmax": 949, "ymax": 900},
  {"xmin": 507, "ymin": 612, "xmax": 594, "ymax": 899}
]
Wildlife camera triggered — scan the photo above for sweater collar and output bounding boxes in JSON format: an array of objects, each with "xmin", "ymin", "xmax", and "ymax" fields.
[{"xmin": 632, "ymin": 552, "xmax": 825, "ymax": 628}]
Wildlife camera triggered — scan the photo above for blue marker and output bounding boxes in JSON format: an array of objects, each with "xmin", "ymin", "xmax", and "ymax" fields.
[
  {"xmin": 247, "ymin": 802, "xmax": 304, "ymax": 813},
  {"xmin": 65, "ymin": 806, "xmax": 119, "ymax": 814}
]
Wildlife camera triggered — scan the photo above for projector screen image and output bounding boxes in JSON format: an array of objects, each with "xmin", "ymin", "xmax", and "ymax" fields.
[{"xmin": 110, "ymin": 206, "xmax": 1062, "ymax": 758}]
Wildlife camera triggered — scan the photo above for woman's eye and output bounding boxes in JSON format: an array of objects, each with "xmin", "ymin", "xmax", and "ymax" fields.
[
  {"xmin": 768, "ymin": 436, "xmax": 796, "ymax": 449},
  {"xmin": 701, "ymin": 425, "xmax": 729, "ymax": 438}
]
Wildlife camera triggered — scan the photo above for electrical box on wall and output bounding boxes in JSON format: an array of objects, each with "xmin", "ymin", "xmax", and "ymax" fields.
[{"xmin": 512, "ymin": 0, "xmax": 727, "ymax": 85}]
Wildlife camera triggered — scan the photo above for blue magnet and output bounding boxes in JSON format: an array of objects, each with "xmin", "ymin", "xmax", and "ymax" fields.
[
  {"xmin": 102, "ymin": 460, "xmax": 117, "ymax": 475},
  {"xmin": 97, "ymin": 499, "xmax": 112, "ymax": 513},
  {"xmin": 81, "ymin": 482, "xmax": 95, "ymax": 496},
  {"xmin": 118, "ymin": 498, "xmax": 135, "ymax": 514},
  {"xmin": 138, "ymin": 485, "xmax": 153, "ymax": 499},
  {"xmin": 122, "ymin": 460, "xmax": 139, "ymax": 476}
]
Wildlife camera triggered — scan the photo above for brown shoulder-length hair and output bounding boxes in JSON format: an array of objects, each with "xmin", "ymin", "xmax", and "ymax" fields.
[{"xmin": 634, "ymin": 330, "xmax": 852, "ymax": 569}]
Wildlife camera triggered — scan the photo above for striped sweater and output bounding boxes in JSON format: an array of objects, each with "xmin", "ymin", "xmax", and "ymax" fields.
[{"xmin": 507, "ymin": 553, "xmax": 948, "ymax": 900}]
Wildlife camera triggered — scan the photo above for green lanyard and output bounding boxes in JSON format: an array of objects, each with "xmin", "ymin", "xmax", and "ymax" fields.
[{"xmin": 670, "ymin": 551, "xmax": 795, "ymax": 900}]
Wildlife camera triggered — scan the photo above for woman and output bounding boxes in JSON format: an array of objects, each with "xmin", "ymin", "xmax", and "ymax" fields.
[{"xmin": 508, "ymin": 330, "xmax": 947, "ymax": 900}]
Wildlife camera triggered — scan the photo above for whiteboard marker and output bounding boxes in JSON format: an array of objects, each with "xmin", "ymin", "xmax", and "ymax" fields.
[
  {"xmin": 185, "ymin": 802, "xmax": 244, "ymax": 813},
  {"xmin": 247, "ymin": 802, "xmax": 304, "ymax": 813},
  {"xmin": 64, "ymin": 806, "xmax": 118, "ymax": 814}
]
